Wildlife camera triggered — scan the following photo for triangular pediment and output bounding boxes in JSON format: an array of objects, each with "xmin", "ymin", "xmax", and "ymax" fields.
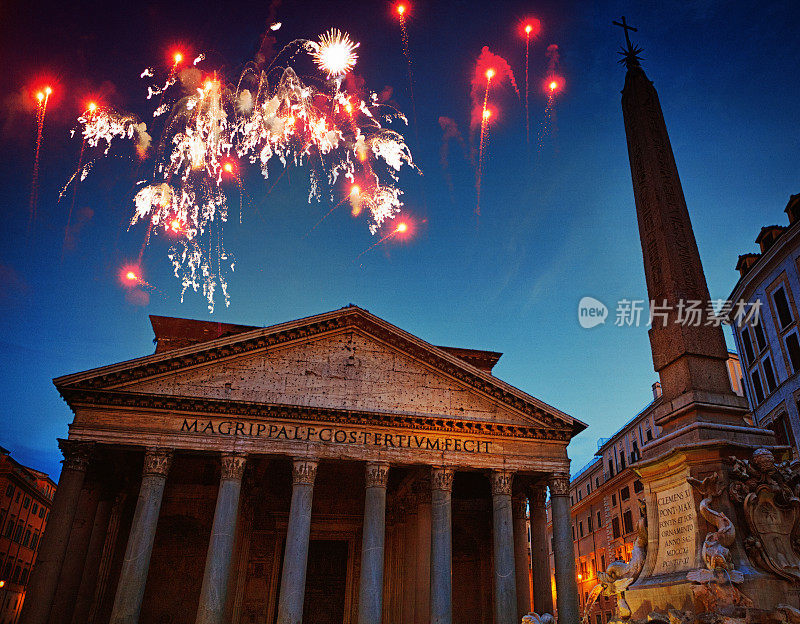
[{"xmin": 54, "ymin": 307, "xmax": 584, "ymax": 436}]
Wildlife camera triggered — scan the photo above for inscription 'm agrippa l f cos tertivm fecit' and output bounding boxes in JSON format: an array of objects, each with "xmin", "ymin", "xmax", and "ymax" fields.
[{"xmin": 180, "ymin": 418, "xmax": 494, "ymax": 453}]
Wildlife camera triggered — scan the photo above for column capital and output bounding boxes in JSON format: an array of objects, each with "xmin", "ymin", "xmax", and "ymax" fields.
[
  {"xmin": 511, "ymin": 494, "xmax": 527, "ymax": 519},
  {"xmin": 527, "ymin": 483, "xmax": 548, "ymax": 508},
  {"xmin": 490, "ymin": 469, "xmax": 514, "ymax": 497},
  {"xmin": 58, "ymin": 439, "xmax": 93, "ymax": 472},
  {"xmin": 430, "ymin": 467, "xmax": 454, "ymax": 492},
  {"xmin": 548, "ymin": 472, "xmax": 571, "ymax": 497},
  {"xmin": 143, "ymin": 447, "xmax": 173, "ymax": 477},
  {"xmin": 220, "ymin": 452, "xmax": 247, "ymax": 480},
  {"xmin": 365, "ymin": 462, "xmax": 390, "ymax": 488},
  {"xmin": 291, "ymin": 458, "xmax": 318, "ymax": 486}
]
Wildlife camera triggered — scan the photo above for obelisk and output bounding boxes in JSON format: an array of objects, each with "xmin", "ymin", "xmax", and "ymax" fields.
[
  {"xmin": 614, "ymin": 18, "xmax": 780, "ymax": 616},
  {"xmin": 618, "ymin": 18, "xmax": 771, "ymax": 450}
]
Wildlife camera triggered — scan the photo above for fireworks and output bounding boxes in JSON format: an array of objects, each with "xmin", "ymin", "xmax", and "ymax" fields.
[
  {"xmin": 75, "ymin": 29, "xmax": 415, "ymax": 312},
  {"xmin": 471, "ymin": 48, "xmax": 516, "ymax": 216},
  {"xmin": 30, "ymin": 86, "xmax": 53, "ymax": 231},
  {"xmin": 308, "ymin": 29, "xmax": 359, "ymax": 79},
  {"xmin": 355, "ymin": 218, "xmax": 411, "ymax": 260},
  {"xmin": 521, "ymin": 18, "xmax": 542, "ymax": 149},
  {"xmin": 538, "ymin": 44, "xmax": 564, "ymax": 148},
  {"xmin": 394, "ymin": 2, "xmax": 418, "ymax": 138}
]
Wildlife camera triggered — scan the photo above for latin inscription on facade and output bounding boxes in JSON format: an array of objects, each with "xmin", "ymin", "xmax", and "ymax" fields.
[
  {"xmin": 180, "ymin": 418, "xmax": 493, "ymax": 453},
  {"xmin": 653, "ymin": 482, "xmax": 697, "ymax": 574}
]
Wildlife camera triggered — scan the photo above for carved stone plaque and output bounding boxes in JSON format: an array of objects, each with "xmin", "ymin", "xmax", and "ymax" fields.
[{"xmin": 653, "ymin": 482, "xmax": 697, "ymax": 574}]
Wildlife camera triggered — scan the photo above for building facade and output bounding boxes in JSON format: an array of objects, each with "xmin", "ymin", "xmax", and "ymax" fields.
[
  {"xmin": 728, "ymin": 194, "xmax": 800, "ymax": 457},
  {"xmin": 0, "ymin": 448, "xmax": 56, "ymax": 624},
  {"xmin": 21, "ymin": 306, "xmax": 586, "ymax": 624},
  {"xmin": 545, "ymin": 354, "xmax": 744, "ymax": 622}
]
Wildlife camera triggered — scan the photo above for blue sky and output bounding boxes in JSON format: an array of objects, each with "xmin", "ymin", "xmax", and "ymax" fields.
[{"xmin": 1, "ymin": 0, "xmax": 798, "ymax": 480}]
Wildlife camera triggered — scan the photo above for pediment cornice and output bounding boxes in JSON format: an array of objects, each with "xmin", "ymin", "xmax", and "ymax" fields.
[
  {"xmin": 60, "ymin": 387, "xmax": 572, "ymax": 442},
  {"xmin": 54, "ymin": 307, "xmax": 585, "ymax": 437}
]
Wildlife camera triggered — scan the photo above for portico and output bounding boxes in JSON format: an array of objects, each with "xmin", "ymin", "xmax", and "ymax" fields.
[{"xmin": 21, "ymin": 306, "xmax": 584, "ymax": 624}]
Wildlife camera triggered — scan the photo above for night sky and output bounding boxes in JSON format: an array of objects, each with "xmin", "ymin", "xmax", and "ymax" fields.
[{"xmin": 2, "ymin": 1, "xmax": 799, "ymax": 481}]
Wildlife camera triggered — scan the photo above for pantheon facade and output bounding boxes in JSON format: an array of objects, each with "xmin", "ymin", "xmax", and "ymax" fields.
[{"xmin": 20, "ymin": 306, "xmax": 584, "ymax": 624}]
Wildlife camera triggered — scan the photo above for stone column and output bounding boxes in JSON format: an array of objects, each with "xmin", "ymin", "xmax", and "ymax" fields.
[
  {"xmin": 357, "ymin": 462, "xmax": 389, "ymax": 624},
  {"xmin": 549, "ymin": 473, "xmax": 579, "ymax": 624},
  {"xmin": 528, "ymin": 485, "xmax": 553, "ymax": 615},
  {"xmin": 196, "ymin": 453, "xmax": 247, "ymax": 624},
  {"xmin": 109, "ymin": 448, "xmax": 173, "ymax": 624},
  {"xmin": 71, "ymin": 489, "xmax": 115, "ymax": 624},
  {"xmin": 512, "ymin": 493, "xmax": 532, "ymax": 620},
  {"xmin": 490, "ymin": 470, "xmax": 518, "ymax": 624},
  {"xmin": 413, "ymin": 479, "xmax": 431, "ymax": 624},
  {"xmin": 48, "ymin": 484, "xmax": 101, "ymax": 623},
  {"xmin": 401, "ymin": 503, "xmax": 418, "ymax": 624},
  {"xmin": 276, "ymin": 458, "xmax": 318, "ymax": 624},
  {"xmin": 19, "ymin": 440, "xmax": 93, "ymax": 624},
  {"xmin": 430, "ymin": 467, "xmax": 454, "ymax": 624}
]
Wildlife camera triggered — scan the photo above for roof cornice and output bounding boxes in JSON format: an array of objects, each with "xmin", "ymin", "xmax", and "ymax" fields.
[{"xmin": 54, "ymin": 306, "xmax": 586, "ymax": 437}]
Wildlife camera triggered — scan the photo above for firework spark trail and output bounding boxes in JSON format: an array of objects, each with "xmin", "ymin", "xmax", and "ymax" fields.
[
  {"xmin": 395, "ymin": 4, "xmax": 419, "ymax": 145},
  {"xmin": 29, "ymin": 86, "xmax": 52, "ymax": 232},
  {"xmin": 521, "ymin": 19, "xmax": 541, "ymax": 152},
  {"xmin": 538, "ymin": 44, "xmax": 564, "ymax": 151},
  {"xmin": 61, "ymin": 102, "xmax": 98, "ymax": 259},
  {"xmin": 304, "ymin": 185, "xmax": 360, "ymax": 237},
  {"xmin": 76, "ymin": 29, "xmax": 417, "ymax": 312},
  {"xmin": 470, "ymin": 47, "xmax": 517, "ymax": 216},
  {"xmin": 476, "ymin": 70, "xmax": 494, "ymax": 216},
  {"xmin": 354, "ymin": 220, "xmax": 408, "ymax": 261}
]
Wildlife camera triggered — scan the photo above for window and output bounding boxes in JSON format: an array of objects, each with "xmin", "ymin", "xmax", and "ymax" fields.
[
  {"xmin": 15, "ymin": 491, "xmax": 20, "ymax": 503},
  {"xmin": 14, "ymin": 520, "xmax": 23, "ymax": 543},
  {"xmin": 571, "ymin": 496, "xmax": 574, "ymax": 506},
  {"xmin": 4, "ymin": 516, "xmax": 14, "ymax": 538},
  {"xmin": 631, "ymin": 441, "xmax": 640, "ymax": 463},
  {"xmin": 588, "ymin": 515, "xmax": 593, "ymax": 532},
  {"xmin": 611, "ymin": 493, "xmax": 617, "ymax": 506},
  {"xmin": 595, "ymin": 476, "xmax": 600, "ymax": 488},
  {"xmin": 786, "ymin": 332, "xmax": 800, "ymax": 373},
  {"xmin": 751, "ymin": 369, "xmax": 765, "ymax": 404},
  {"xmin": 30, "ymin": 531, "xmax": 40, "ymax": 551},
  {"xmin": 634, "ymin": 479, "xmax": 644, "ymax": 493},
  {"xmin": 21, "ymin": 567, "xmax": 29, "ymax": 585},
  {"xmin": 587, "ymin": 482, "xmax": 592, "ymax": 495},
  {"xmin": 572, "ymin": 525, "xmax": 576, "ymax": 541},
  {"xmin": 31, "ymin": 502, "xmax": 38, "ymax": 515},
  {"xmin": 3, "ymin": 557, "xmax": 13, "ymax": 578},
  {"xmin": 742, "ymin": 327, "xmax": 756, "ymax": 363},
  {"xmin": 597, "ymin": 511, "xmax": 602, "ymax": 528},
  {"xmin": 601, "ymin": 554, "xmax": 606, "ymax": 570},
  {"xmin": 773, "ymin": 411, "xmax": 797, "ymax": 449},
  {"xmin": 753, "ymin": 321, "xmax": 768, "ymax": 351},
  {"xmin": 612, "ymin": 517, "xmax": 621, "ymax": 539},
  {"xmin": 596, "ymin": 614, "xmax": 603, "ymax": 624},
  {"xmin": 22, "ymin": 496, "xmax": 29, "ymax": 509},
  {"xmin": 580, "ymin": 522, "xmax": 584, "ymax": 538},
  {"xmin": 763, "ymin": 357, "xmax": 778, "ymax": 393},
  {"xmin": 4, "ymin": 484, "xmax": 13, "ymax": 498},
  {"xmin": 623, "ymin": 510, "xmax": 634, "ymax": 534},
  {"xmin": 773, "ymin": 286, "xmax": 794, "ymax": 329},
  {"xmin": 619, "ymin": 453, "xmax": 626, "ymax": 471},
  {"xmin": 620, "ymin": 486, "xmax": 630, "ymax": 501},
  {"xmin": 22, "ymin": 529, "xmax": 30, "ymax": 548},
  {"xmin": 38, "ymin": 506, "xmax": 44, "ymax": 518},
  {"xmin": 646, "ymin": 428, "xmax": 653, "ymax": 442}
]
